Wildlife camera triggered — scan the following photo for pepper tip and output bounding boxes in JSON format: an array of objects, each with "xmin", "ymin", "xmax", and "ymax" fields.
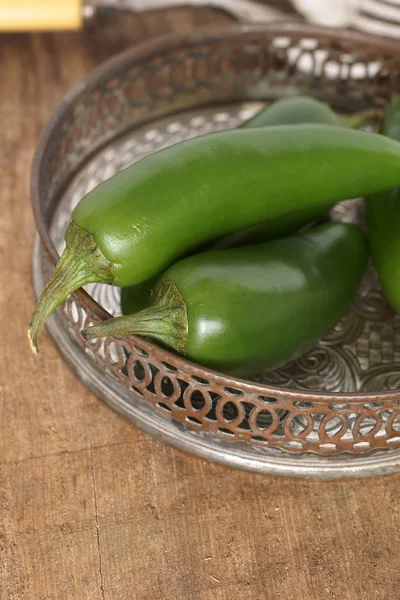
[{"xmin": 27, "ymin": 327, "xmax": 39, "ymax": 355}]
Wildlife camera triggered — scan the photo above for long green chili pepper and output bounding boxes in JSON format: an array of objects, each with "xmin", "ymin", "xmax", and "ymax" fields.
[
  {"xmin": 29, "ymin": 124, "xmax": 400, "ymax": 353},
  {"xmin": 82, "ymin": 222, "xmax": 368, "ymax": 377},
  {"xmin": 206, "ymin": 98, "xmax": 380, "ymax": 251},
  {"xmin": 121, "ymin": 96, "xmax": 380, "ymax": 316},
  {"xmin": 365, "ymin": 96, "xmax": 400, "ymax": 313},
  {"xmin": 240, "ymin": 95, "xmax": 381, "ymax": 130}
]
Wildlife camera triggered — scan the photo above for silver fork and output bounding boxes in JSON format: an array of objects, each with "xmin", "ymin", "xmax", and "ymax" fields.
[
  {"xmin": 93, "ymin": 0, "xmax": 400, "ymax": 38},
  {"xmin": 86, "ymin": 0, "xmax": 287, "ymax": 22},
  {"xmin": 292, "ymin": 0, "xmax": 400, "ymax": 37},
  {"xmin": 358, "ymin": 0, "xmax": 400, "ymax": 37}
]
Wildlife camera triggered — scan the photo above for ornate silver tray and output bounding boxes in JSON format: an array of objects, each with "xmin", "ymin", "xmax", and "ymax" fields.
[{"xmin": 32, "ymin": 23, "xmax": 400, "ymax": 478}]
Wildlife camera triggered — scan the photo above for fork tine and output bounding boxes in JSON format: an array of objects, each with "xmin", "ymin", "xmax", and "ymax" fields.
[
  {"xmin": 362, "ymin": 0, "xmax": 400, "ymax": 22},
  {"xmin": 374, "ymin": 0, "xmax": 400, "ymax": 6},
  {"xmin": 356, "ymin": 13, "xmax": 400, "ymax": 36}
]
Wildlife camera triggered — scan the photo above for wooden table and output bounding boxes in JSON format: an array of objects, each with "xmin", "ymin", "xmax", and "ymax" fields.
[{"xmin": 1, "ymin": 7, "xmax": 399, "ymax": 599}]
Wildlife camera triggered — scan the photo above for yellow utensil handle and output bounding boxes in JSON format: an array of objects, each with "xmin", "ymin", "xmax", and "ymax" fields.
[{"xmin": 0, "ymin": 0, "xmax": 83, "ymax": 31}]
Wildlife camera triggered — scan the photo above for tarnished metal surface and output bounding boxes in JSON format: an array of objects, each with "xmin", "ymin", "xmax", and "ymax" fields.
[{"xmin": 31, "ymin": 24, "xmax": 400, "ymax": 475}]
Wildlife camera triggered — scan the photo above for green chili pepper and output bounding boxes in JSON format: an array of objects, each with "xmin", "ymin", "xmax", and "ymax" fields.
[
  {"xmin": 365, "ymin": 96, "xmax": 400, "ymax": 313},
  {"xmin": 209, "ymin": 98, "xmax": 380, "ymax": 251},
  {"xmin": 120, "ymin": 275, "xmax": 158, "ymax": 316},
  {"xmin": 29, "ymin": 124, "xmax": 400, "ymax": 353},
  {"xmin": 82, "ymin": 222, "xmax": 367, "ymax": 377},
  {"xmin": 240, "ymin": 96, "xmax": 381, "ymax": 130},
  {"xmin": 120, "ymin": 96, "xmax": 380, "ymax": 316}
]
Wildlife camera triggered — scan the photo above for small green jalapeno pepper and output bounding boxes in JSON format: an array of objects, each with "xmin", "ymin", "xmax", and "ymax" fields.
[
  {"xmin": 365, "ymin": 96, "xmax": 400, "ymax": 313},
  {"xmin": 82, "ymin": 222, "xmax": 368, "ymax": 377},
  {"xmin": 240, "ymin": 96, "xmax": 380, "ymax": 130},
  {"xmin": 120, "ymin": 275, "xmax": 159, "ymax": 316},
  {"xmin": 210, "ymin": 97, "xmax": 380, "ymax": 251},
  {"xmin": 121, "ymin": 96, "xmax": 378, "ymax": 316},
  {"xmin": 29, "ymin": 124, "xmax": 400, "ymax": 353}
]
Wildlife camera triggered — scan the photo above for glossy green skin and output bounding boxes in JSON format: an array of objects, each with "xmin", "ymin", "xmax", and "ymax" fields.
[
  {"xmin": 158, "ymin": 223, "xmax": 367, "ymax": 376},
  {"xmin": 120, "ymin": 275, "xmax": 157, "ymax": 315},
  {"xmin": 73, "ymin": 124, "xmax": 400, "ymax": 288},
  {"xmin": 120, "ymin": 97, "xmax": 344, "ymax": 314},
  {"xmin": 205, "ymin": 97, "xmax": 343, "ymax": 249},
  {"xmin": 241, "ymin": 96, "xmax": 342, "ymax": 129},
  {"xmin": 120, "ymin": 97, "xmax": 344, "ymax": 315},
  {"xmin": 365, "ymin": 97, "xmax": 400, "ymax": 313}
]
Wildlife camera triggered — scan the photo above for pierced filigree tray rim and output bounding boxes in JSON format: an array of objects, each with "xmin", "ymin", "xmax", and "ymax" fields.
[{"xmin": 33, "ymin": 233, "xmax": 400, "ymax": 479}]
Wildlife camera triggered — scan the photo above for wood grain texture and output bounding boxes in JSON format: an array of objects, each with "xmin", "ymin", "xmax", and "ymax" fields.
[{"xmin": 0, "ymin": 7, "xmax": 399, "ymax": 600}]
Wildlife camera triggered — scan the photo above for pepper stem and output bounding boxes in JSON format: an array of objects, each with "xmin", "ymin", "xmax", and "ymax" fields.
[
  {"xmin": 341, "ymin": 108, "xmax": 383, "ymax": 129},
  {"xmin": 28, "ymin": 221, "xmax": 113, "ymax": 354},
  {"xmin": 81, "ymin": 281, "xmax": 188, "ymax": 356}
]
